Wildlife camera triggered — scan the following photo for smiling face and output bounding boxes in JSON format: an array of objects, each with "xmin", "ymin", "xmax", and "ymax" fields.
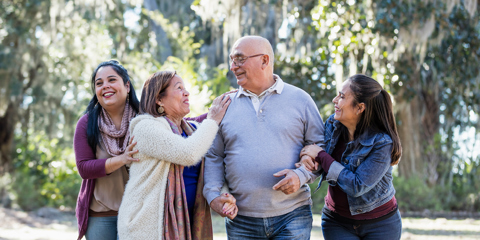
[
  {"xmin": 94, "ymin": 66, "xmax": 130, "ymax": 111},
  {"xmin": 332, "ymin": 80, "xmax": 362, "ymax": 130},
  {"xmin": 157, "ymin": 75, "xmax": 190, "ymax": 120},
  {"xmin": 229, "ymin": 40, "xmax": 260, "ymax": 90}
]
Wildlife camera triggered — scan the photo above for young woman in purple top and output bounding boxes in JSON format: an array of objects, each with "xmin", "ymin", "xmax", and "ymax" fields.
[
  {"xmin": 298, "ymin": 74, "xmax": 403, "ymax": 240},
  {"xmin": 73, "ymin": 60, "xmax": 141, "ymax": 240}
]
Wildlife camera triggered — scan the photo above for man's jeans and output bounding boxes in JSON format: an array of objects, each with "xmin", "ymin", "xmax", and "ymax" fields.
[
  {"xmin": 225, "ymin": 205, "xmax": 313, "ymax": 240},
  {"xmin": 85, "ymin": 216, "xmax": 118, "ymax": 240},
  {"xmin": 321, "ymin": 209, "xmax": 402, "ymax": 240}
]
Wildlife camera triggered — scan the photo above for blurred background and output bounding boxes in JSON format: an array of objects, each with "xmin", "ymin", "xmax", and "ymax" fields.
[{"xmin": 0, "ymin": 0, "xmax": 479, "ymax": 238}]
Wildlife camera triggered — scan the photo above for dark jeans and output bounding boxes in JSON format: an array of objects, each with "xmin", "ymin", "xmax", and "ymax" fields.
[
  {"xmin": 225, "ymin": 205, "xmax": 313, "ymax": 240},
  {"xmin": 321, "ymin": 209, "xmax": 402, "ymax": 240}
]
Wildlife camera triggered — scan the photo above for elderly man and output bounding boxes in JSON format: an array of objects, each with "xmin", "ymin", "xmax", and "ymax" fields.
[{"xmin": 203, "ymin": 36, "xmax": 324, "ymax": 239}]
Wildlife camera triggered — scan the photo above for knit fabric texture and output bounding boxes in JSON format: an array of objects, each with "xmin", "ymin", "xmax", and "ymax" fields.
[{"xmin": 117, "ymin": 114, "xmax": 218, "ymax": 239}]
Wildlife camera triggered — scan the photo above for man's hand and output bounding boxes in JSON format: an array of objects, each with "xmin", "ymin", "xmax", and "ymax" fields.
[
  {"xmin": 295, "ymin": 155, "xmax": 318, "ymax": 172},
  {"xmin": 272, "ymin": 169, "xmax": 301, "ymax": 194},
  {"xmin": 210, "ymin": 193, "xmax": 238, "ymax": 220}
]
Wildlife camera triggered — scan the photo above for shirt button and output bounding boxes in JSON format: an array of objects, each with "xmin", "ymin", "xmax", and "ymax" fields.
[
  {"xmin": 259, "ymin": 109, "xmax": 263, "ymax": 113},
  {"xmin": 253, "ymin": 99, "xmax": 258, "ymax": 103}
]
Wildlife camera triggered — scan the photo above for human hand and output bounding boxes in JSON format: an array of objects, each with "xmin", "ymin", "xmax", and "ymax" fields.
[
  {"xmin": 207, "ymin": 93, "xmax": 232, "ymax": 125},
  {"xmin": 222, "ymin": 202, "xmax": 238, "ymax": 220},
  {"xmin": 300, "ymin": 145, "xmax": 324, "ymax": 161},
  {"xmin": 272, "ymin": 169, "xmax": 301, "ymax": 195},
  {"xmin": 210, "ymin": 193, "xmax": 238, "ymax": 219},
  {"xmin": 295, "ymin": 155, "xmax": 318, "ymax": 172},
  {"xmin": 120, "ymin": 135, "xmax": 139, "ymax": 165}
]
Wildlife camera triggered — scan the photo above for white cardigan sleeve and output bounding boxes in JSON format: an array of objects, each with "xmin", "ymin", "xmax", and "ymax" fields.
[{"xmin": 132, "ymin": 118, "xmax": 219, "ymax": 167}]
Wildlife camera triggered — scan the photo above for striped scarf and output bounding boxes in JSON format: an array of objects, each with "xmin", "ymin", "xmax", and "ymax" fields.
[{"xmin": 163, "ymin": 117, "xmax": 213, "ymax": 240}]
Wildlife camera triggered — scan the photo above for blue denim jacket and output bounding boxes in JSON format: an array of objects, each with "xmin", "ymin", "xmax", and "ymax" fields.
[{"xmin": 316, "ymin": 114, "xmax": 395, "ymax": 216}]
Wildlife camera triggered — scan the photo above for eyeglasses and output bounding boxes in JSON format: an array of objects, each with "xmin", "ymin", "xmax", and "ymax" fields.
[{"xmin": 230, "ymin": 54, "xmax": 265, "ymax": 67}]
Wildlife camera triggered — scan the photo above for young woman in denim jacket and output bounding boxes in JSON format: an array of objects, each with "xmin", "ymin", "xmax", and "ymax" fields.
[{"xmin": 297, "ymin": 74, "xmax": 402, "ymax": 240}]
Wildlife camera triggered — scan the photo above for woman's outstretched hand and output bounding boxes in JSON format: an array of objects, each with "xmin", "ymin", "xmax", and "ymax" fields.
[{"xmin": 207, "ymin": 93, "xmax": 232, "ymax": 125}]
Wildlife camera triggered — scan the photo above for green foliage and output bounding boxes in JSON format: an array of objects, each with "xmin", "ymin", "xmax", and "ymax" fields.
[
  {"xmin": 394, "ymin": 170, "xmax": 480, "ymax": 212},
  {"xmin": 394, "ymin": 176, "xmax": 442, "ymax": 211},
  {"xmin": 308, "ymin": 178, "xmax": 328, "ymax": 213},
  {"xmin": 11, "ymin": 133, "xmax": 80, "ymax": 210},
  {"xmin": 275, "ymin": 54, "xmax": 336, "ymax": 118}
]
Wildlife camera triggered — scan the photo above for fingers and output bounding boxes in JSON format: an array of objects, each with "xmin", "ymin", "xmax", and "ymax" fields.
[
  {"xmin": 272, "ymin": 169, "xmax": 290, "ymax": 190},
  {"xmin": 213, "ymin": 93, "xmax": 226, "ymax": 106},
  {"xmin": 129, "ymin": 135, "xmax": 135, "ymax": 145},
  {"xmin": 273, "ymin": 169, "xmax": 289, "ymax": 177},
  {"xmin": 128, "ymin": 150, "xmax": 139, "ymax": 162},
  {"xmin": 300, "ymin": 155, "xmax": 316, "ymax": 171},
  {"xmin": 272, "ymin": 177, "xmax": 288, "ymax": 191},
  {"xmin": 273, "ymin": 179, "xmax": 294, "ymax": 194},
  {"xmin": 226, "ymin": 205, "xmax": 238, "ymax": 220},
  {"xmin": 210, "ymin": 197, "xmax": 225, "ymax": 216},
  {"xmin": 222, "ymin": 203, "xmax": 236, "ymax": 215},
  {"xmin": 220, "ymin": 94, "xmax": 231, "ymax": 107}
]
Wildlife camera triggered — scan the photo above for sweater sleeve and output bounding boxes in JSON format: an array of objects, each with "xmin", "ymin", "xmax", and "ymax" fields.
[
  {"xmin": 185, "ymin": 113, "xmax": 208, "ymax": 123},
  {"xmin": 294, "ymin": 96, "xmax": 325, "ymax": 185},
  {"xmin": 132, "ymin": 118, "xmax": 219, "ymax": 167},
  {"xmin": 73, "ymin": 115, "xmax": 108, "ymax": 179},
  {"xmin": 316, "ymin": 151, "xmax": 335, "ymax": 172},
  {"xmin": 203, "ymin": 129, "xmax": 226, "ymax": 204}
]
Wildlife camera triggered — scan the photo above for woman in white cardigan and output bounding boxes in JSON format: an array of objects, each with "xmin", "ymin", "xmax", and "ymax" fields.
[{"xmin": 118, "ymin": 71, "xmax": 237, "ymax": 240}]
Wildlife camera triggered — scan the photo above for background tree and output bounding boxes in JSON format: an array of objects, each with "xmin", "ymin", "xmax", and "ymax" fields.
[{"xmin": 0, "ymin": 0, "xmax": 478, "ymax": 213}]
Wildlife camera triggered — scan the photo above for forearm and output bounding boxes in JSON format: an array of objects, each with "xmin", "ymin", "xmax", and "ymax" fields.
[
  {"xmin": 74, "ymin": 117, "xmax": 107, "ymax": 179},
  {"xmin": 316, "ymin": 151, "xmax": 335, "ymax": 173},
  {"xmin": 293, "ymin": 165, "xmax": 317, "ymax": 185},
  {"xmin": 203, "ymin": 132, "xmax": 227, "ymax": 203},
  {"xmin": 135, "ymin": 119, "xmax": 219, "ymax": 166},
  {"xmin": 185, "ymin": 113, "xmax": 208, "ymax": 123},
  {"xmin": 105, "ymin": 156, "xmax": 126, "ymax": 174}
]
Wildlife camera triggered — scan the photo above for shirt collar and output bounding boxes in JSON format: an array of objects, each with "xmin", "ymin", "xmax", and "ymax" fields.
[{"xmin": 237, "ymin": 74, "xmax": 285, "ymax": 98}]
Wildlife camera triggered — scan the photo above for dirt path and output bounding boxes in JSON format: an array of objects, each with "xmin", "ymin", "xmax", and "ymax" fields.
[{"xmin": 1, "ymin": 207, "xmax": 479, "ymax": 240}]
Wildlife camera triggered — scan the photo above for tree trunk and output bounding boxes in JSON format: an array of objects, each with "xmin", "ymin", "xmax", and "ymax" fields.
[
  {"xmin": 144, "ymin": 0, "xmax": 173, "ymax": 63},
  {"xmin": 395, "ymin": 56, "xmax": 441, "ymax": 186},
  {"xmin": 396, "ymin": 96, "xmax": 423, "ymax": 179},
  {"xmin": 0, "ymin": 103, "xmax": 18, "ymax": 173}
]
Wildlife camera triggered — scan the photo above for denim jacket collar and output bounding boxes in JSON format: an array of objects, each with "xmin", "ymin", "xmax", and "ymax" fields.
[{"xmin": 328, "ymin": 117, "xmax": 376, "ymax": 147}]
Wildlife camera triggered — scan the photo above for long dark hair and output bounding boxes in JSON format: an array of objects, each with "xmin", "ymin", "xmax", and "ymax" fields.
[
  {"xmin": 84, "ymin": 60, "xmax": 140, "ymax": 154},
  {"xmin": 341, "ymin": 74, "xmax": 402, "ymax": 165}
]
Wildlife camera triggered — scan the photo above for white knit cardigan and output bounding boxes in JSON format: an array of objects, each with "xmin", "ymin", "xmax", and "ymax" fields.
[{"xmin": 117, "ymin": 114, "xmax": 219, "ymax": 240}]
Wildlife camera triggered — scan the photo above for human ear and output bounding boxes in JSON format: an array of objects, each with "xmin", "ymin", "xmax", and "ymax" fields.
[
  {"xmin": 125, "ymin": 81, "xmax": 130, "ymax": 93},
  {"xmin": 261, "ymin": 55, "xmax": 269, "ymax": 69},
  {"xmin": 357, "ymin": 103, "xmax": 365, "ymax": 114}
]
